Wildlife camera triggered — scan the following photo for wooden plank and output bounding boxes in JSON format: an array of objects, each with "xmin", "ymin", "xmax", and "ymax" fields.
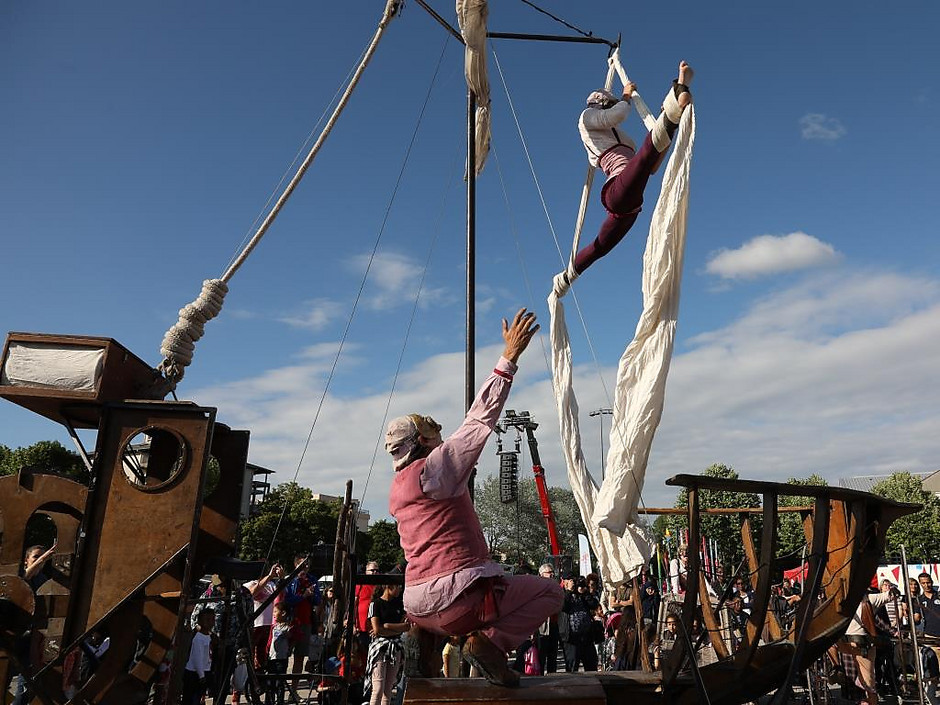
[
  {"xmin": 638, "ymin": 506, "xmax": 811, "ymax": 515},
  {"xmin": 631, "ymin": 577, "xmax": 653, "ymax": 671},
  {"xmin": 403, "ymin": 674, "xmax": 607, "ymax": 705},
  {"xmin": 738, "ymin": 492, "xmax": 777, "ymax": 668},
  {"xmin": 697, "ymin": 571, "xmax": 729, "ymax": 660},
  {"xmin": 666, "ymin": 473, "xmax": 912, "ymax": 508}
]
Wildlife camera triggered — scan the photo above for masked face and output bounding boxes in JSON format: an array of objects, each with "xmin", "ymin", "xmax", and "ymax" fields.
[{"xmin": 386, "ymin": 415, "xmax": 442, "ymax": 470}]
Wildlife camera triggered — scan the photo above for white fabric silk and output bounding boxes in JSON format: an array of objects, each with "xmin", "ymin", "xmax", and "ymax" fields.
[{"xmin": 548, "ymin": 105, "xmax": 695, "ymax": 584}]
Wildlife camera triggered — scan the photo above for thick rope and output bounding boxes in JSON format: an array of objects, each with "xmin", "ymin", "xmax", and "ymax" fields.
[{"xmin": 157, "ymin": 0, "xmax": 402, "ymax": 391}]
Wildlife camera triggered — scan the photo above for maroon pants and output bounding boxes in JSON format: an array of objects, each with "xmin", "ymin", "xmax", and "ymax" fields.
[
  {"xmin": 573, "ymin": 132, "xmax": 663, "ymax": 275},
  {"xmin": 408, "ymin": 575, "xmax": 564, "ymax": 653}
]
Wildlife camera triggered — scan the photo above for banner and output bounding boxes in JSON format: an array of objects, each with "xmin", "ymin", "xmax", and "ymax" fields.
[{"xmin": 579, "ymin": 534, "xmax": 592, "ymax": 576}]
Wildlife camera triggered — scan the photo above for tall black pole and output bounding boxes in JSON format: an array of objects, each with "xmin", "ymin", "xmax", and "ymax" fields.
[
  {"xmin": 467, "ymin": 88, "xmax": 477, "ymax": 497},
  {"xmin": 466, "ymin": 88, "xmax": 476, "ymax": 414}
]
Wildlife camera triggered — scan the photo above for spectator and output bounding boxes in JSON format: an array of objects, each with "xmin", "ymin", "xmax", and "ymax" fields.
[
  {"xmin": 653, "ymin": 613, "xmax": 679, "ymax": 669},
  {"xmin": 284, "ymin": 555, "xmax": 320, "ymax": 683},
  {"xmin": 182, "ymin": 608, "xmax": 215, "ymax": 705},
  {"xmin": 586, "ymin": 573, "xmax": 603, "ymax": 604},
  {"xmin": 640, "ymin": 579, "xmax": 661, "ymax": 628},
  {"xmin": 669, "ymin": 546, "xmax": 688, "ymax": 597},
  {"xmin": 918, "ymin": 573, "xmax": 940, "ymax": 638},
  {"xmin": 561, "ymin": 573, "xmax": 599, "ymax": 672},
  {"xmin": 12, "ymin": 542, "xmax": 56, "ymax": 705},
  {"xmin": 442, "ymin": 636, "xmax": 463, "ymax": 677},
  {"xmin": 366, "ymin": 584, "xmax": 409, "ymax": 705},
  {"xmin": 535, "ymin": 563, "xmax": 560, "ymax": 674},
  {"xmin": 230, "ymin": 647, "xmax": 250, "ymax": 705},
  {"xmin": 266, "ymin": 603, "xmax": 293, "ymax": 705},
  {"xmin": 843, "ymin": 588, "xmax": 894, "ymax": 705},
  {"xmin": 733, "ymin": 576, "xmax": 755, "ymax": 616},
  {"xmin": 245, "ymin": 563, "xmax": 283, "ymax": 671}
]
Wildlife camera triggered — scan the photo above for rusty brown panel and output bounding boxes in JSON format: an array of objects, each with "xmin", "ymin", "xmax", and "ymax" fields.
[
  {"xmin": 192, "ymin": 425, "xmax": 250, "ymax": 574},
  {"xmin": 65, "ymin": 402, "xmax": 214, "ymax": 642},
  {"xmin": 0, "ymin": 473, "xmax": 87, "ymax": 569},
  {"xmin": 697, "ymin": 570, "xmax": 729, "ymax": 660}
]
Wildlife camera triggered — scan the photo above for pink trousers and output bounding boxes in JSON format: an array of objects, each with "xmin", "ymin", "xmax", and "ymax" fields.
[{"xmin": 408, "ymin": 575, "xmax": 564, "ymax": 653}]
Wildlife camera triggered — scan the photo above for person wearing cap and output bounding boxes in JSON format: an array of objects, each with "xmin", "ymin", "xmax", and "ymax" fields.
[
  {"xmin": 385, "ymin": 308, "xmax": 564, "ymax": 687},
  {"xmin": 556, "ymin": 61, "xmax": 694, "ymax": 293}
]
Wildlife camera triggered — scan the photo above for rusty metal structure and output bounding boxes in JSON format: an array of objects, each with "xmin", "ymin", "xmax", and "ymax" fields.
[{"xmin": 0, "ymin": 333, "xmax": 251, "ymax": 704}]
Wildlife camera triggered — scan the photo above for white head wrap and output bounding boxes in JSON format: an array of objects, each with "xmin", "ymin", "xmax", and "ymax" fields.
[
  {"xmin": 586, "ymin": 89, "xmax": 618, "ymax": 109},
  {"xmin": 385, "ymin": 414, "xmax": 443, "ymax": 471}
]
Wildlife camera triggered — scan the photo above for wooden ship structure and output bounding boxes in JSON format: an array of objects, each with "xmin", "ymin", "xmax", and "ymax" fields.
[{"xmin": 0, "ymin": 330, "xmax": 920, "ymax": 704}]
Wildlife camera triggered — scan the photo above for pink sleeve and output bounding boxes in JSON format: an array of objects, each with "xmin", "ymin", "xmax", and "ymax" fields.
[{"xmin": 420, "ymin": 357, "xmax": 516, "ymax": 499}]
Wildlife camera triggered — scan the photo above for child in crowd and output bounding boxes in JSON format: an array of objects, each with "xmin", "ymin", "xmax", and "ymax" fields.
[
  {"xmin": 442, "ymin": 635, "xmax": 462, "ymax": 677},
  {"xmin": 266, "ymin": 603, "xmax": 293, "ymax": 705},
  {"xmin": 182, "ymin": 608, "xmax": 215, "ymax": 705},
  {"xmin": 230, "ymin": 647, "xmax": 250, "ymax": 705}
]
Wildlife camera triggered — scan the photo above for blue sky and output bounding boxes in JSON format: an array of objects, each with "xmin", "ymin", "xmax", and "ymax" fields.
[{"xmin": 2, "ymin": 1, "xmax": 939, "ymax": 522}]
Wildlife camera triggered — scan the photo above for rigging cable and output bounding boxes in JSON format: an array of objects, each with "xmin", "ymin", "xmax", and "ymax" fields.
[
  {"xmin": 515, "ymin": 0, "xmax": 604, "ymax": 42},
  {"xmin": 263, "ymin": 35, "xmax": 453, "ymax": 564}
]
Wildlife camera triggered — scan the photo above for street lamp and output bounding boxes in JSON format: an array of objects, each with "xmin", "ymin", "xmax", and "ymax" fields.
[{"xmin": 589, "ymin": 408, "xmax": 613, "ymax": 480}]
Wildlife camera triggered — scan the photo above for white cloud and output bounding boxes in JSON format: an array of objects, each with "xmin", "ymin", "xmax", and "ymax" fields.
[
  {"xmin": 706, "ymin": 232, "xmax": 840, "ymax": 280},
  {"xmin": 191, "ymin": 268, "xmax": 940, "ymax": 522},
  {"xmin": 347, "ymin": 251, "xmax": 453, "ymax": 311},
  {"xmin": 278, "ymin": 298, "xmax": 343, "ymax": 330},
  {"xmin": 799, "ymin": 113, "xmax": 846, "ymax": 141}
]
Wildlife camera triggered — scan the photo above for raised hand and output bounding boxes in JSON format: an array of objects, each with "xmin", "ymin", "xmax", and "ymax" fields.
[{"xmin": 502, "ymin": 308, "xmax": 539, "ymax": 363}]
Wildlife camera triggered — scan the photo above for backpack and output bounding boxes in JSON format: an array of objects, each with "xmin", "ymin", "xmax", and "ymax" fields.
[{"xmin": 524, "ymin": 644, "xmax": 542, "ymax": 675}]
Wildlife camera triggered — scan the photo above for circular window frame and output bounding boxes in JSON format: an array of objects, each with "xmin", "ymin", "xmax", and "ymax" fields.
[{"xmin": 120, "ymin": 425, "xmax": 190, "ymax": 492}]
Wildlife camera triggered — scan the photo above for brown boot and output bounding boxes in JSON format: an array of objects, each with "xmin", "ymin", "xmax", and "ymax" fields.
[
  {"xmin": 461, "ymin": 632, "xmax": 520, "ymax": 687},
  {"xmin": 410, "ymin": 625, "xmax": 443, "ymax": 678}
]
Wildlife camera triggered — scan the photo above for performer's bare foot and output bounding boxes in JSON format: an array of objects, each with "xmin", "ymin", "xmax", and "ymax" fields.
[{"xmin": 677, "ymin": 61, "xmax": 694, "ymax": 109}]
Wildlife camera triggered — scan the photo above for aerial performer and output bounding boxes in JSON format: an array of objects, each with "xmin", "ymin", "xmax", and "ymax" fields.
[
  {"xmin": 385, "ymin": 308, "xmax": 564, "ymax": 687},
  {"xmin": 560, "ymin": 60, "xmax": 694, "ymax": 288}
]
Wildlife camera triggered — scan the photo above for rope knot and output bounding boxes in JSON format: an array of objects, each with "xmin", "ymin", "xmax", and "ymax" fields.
[{"xmin": 157, "ymin": 278, "xmax": 229, "ymax": 389}]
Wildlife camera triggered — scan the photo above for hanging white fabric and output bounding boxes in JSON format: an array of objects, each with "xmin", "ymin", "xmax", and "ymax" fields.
[
  {"xmin": 592, "ymin": 105, "xmax": 695, "ymax": 536},
  {"xmin": 548, "ymin": 104, "xmax": 695, "ymax": 582},
  {"xmin": 456, "ymin": 0, "xmax": 491, "ymax": 176}
]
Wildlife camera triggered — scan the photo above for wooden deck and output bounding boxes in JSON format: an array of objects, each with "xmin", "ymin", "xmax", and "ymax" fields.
[{"xmin": 403, "ymin": 671, "xmax": 665, "ymax": 705}]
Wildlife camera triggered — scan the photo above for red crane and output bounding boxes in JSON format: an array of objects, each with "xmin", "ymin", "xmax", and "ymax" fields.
[{"xmin": 496, "ymin": 410, "xmax": 562, "ymax": 556}]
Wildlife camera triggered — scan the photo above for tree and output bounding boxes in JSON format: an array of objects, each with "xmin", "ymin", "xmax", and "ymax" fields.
[
  {"xmin": 238, "ymin": 482, "xmax": 348, "ymax": 569},
  {"xmin": 871, "ymin": 472, "xmax": 940, "ymax": 563},
  {"xmin": 365, "ymin": 520, "xmax": 404, "ymax": 570},
  {"xmin": 0, "ymin": 440, "xmax": 88, "ymax": 484},
  {"xmin": 665, "ymin": 463, "xmax": 761, "ymax": 570},
  {"xmin": 776, "ymin": 474, "xmax": 828, "ymax": 562}
]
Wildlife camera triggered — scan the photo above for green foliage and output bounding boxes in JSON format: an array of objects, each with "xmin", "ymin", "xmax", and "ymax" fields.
[
  {"xmin": 365, "ymin": 520, "xmax": 404, "ymax": 570},
  {"xmin": 475, "ymin": 474, "xmax": 586, "ymax": 565},
  {"xmin": 238, "ymin": 482, "xmax": 344, "ymax": 568},
  {"xmin": 0, "ymin": 440, "xmax": 88, "ymax": 484},
  {"xmin": 666, "ymin": 464, "xmax": 761, "ymax": 569},
  {"xmin": 871, "ymin": 472, "xmax": 940, "ymax": 563},
  {"xmin": 777, "ymin": 474, "xmax": 828, "ymax": 562}
]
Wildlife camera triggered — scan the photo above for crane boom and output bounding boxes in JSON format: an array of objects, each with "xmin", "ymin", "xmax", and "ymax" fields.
[{"xmin": 497, "ymin": 410, "xmax": 563, "ymax": 555}]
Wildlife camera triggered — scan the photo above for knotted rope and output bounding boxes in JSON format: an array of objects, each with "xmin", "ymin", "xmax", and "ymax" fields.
[{"xmin": 155, "ymin": 0, "xmax": 402, "ymax": 392}]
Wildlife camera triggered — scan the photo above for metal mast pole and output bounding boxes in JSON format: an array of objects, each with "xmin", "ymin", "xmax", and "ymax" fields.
[{"xmin": 466, "ymin": 89, "xmax": 476, "ymax": 414}]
